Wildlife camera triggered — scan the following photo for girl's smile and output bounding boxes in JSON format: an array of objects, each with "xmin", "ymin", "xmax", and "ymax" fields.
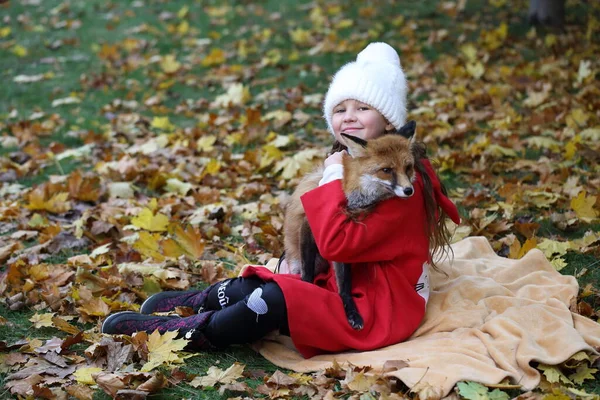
[{"xmin": 331, "ymin": 99, "xmax": 393, "ymax": 142}]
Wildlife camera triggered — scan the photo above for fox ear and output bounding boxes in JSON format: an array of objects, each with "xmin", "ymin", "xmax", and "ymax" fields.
[
  {"xmin": 393, "ymin": 120, "xmax": 417, "ymax": 141},
  {"xmin": 341, "ymin": 133, "xmax": 367, "ymax": 157}
]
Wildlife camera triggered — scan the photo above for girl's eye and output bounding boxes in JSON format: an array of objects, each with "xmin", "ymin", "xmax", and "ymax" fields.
[
  {"xmin": 359, "ymin": 106, "xmax": 369, "ymax": 111},
  {"xmin": 334, "ymin": 108, "xmax": 345, "ymax": 113},
  {"xmin": 381, "ymin": 167, "xmax": 392, "ymax": 174}
]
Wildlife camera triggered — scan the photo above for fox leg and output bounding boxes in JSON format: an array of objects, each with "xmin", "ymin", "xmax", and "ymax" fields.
[
  {"xmin": 333, "ymin": 262, "xmax": 364, "ymax": 330},
  {"xmin": 300, "ymin": 220, "xmax": 317, "ymax": 283}
]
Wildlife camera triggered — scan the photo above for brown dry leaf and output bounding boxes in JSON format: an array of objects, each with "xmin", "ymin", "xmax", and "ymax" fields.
[
  {"xmin": 136, "ymin": 372, "xmax": 168, "ymax": 392},
  {"xmin": 170, "ymin": 224, "xmax": 206, "ymax": 258},
  {"xmin": 26, "ymin": 187, "xmax": 71, "ymax": 214},
  {"xmin": 382, "ymin": 360, "xmax": 409, "ymax": 372},
  {"xmin": 94, "ymin": 372, "xmax": 126, "ymax": 397},
  {"xmin": 266, "ymin": 369, "xmax": 298, "ymax": 386},
  {"xmin": 0, "ymin": 242, "xmax": 22, "ymax": 263},
  {"xmin": 52, "ymin": 316, "xmax": 82, "ymax": 335},
  {"xmin": 65, "ymin": 384, "xmax": 95, "ymax": 400}
]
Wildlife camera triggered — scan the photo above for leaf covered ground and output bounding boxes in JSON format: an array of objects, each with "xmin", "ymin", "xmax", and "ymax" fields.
[{"xmin": 1, "ymin": 0, "xmax": 599, "ymax": 399}]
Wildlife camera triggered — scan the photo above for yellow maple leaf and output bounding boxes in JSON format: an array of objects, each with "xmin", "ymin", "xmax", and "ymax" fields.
[
  {"xmin": 160, "ymin": 54, "xmax": 181, "ymax": 74},
  {"xmin": 460, "ymin": 43, "xmax": 477, "ymax": 62},
  {"xmin": 28, "ymin": 213, "xmax": 49, "ymax": 228},
  {"xmin": 335, "ymin": 19, "xmax": 353, "ymax": 29},
  {"xmin": 290, "ymin": 28, "xmax": 313, "ymax": 46},
  {"xmin": 569, "ymin": 365, "xmax": 598, "ymax": 385},
  {"xmin": 189, "ymin": 362, "xmax": 245, "ymax": 387},
  {"xmin": 466, "ymin": 62, "xmax": 485, "ymax": 79},
  {"xmin": 131, "ymin": 208, "xmax": 169, "ymax": 232},
  {"xmin": 566, "ymin": 108, "xmax": 590, "ymax": 129},
  {"xmin": 74, "ymin": 367, "xmax": 103, "ymax": 385},
  {"xmin": 197, "ymin": 135, "xmax": 217, "ymax": 152},
  {"xmin": 151, "ymin": 116, "xmax": 175, "ymax": 131},
  {"xmin": 177, "ymin": 20, "xmax": 189, "ymax": 35},
  {"xmin": 571, "ymin": 191, "xmax": 598, "ymax": 223},
  {"xmin": 274, "ymin": 149, "xmax": 321, "ymax": 180},
  {"xmin": 177, "ymin": 5, "xmax": 189, "ymax": 18},
  {"xmin": 261, "ymin": 49, "xmax": 281, "ymax": 67},
  {"xmin": 517, "ymin": 238, "xmax": 537, "ymax": 259},
  {"xmin": 204, "ymin": 159, "xmax": 221, "ymax": 175},
  {"xmin": 537, "ymin": 239, "xmax": 571, "ymax": 258},
  {"xmin": 564, "ymin": 140, "xmax": 577, "ymax": 160},
  {"xmin": 30, "ymin": 313, "xmax": 55, "ymax": 329},
  {"xmin": 345, "ymin": 370, "xmax": 379, "ymax": 392},
  {"xmin": 0, "ymin": 27, "xmax": 11, "ymax": 38},
  {"xmin": 133, "ymin": 231, "xmax": 166, "ymax": 261},
  {"xmin": 27, "ymin": 188, "xmax": 71, "ymax": 214},
  {"xmin": 11, "ymin": 44, "xmax": 28, "ymax": 57},
  {"xmin": 550, "ymin": 257, "xmax": 567, "ymax": 271},
  {"xmin": 141, "ymin": 330, "xmax": 190, "ymax": 372},
  {"xmin": 202, "ymin": 48, "xmax": 226, "ymax": 67},
  {"xmin": 160, "ymin": 238, "xmax": 186, "ymax": 259}
]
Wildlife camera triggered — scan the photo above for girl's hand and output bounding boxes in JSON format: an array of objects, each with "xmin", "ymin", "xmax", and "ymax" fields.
[{"xmin": 324, "ymin": 150, "xmax": 346, "ymax": 168}]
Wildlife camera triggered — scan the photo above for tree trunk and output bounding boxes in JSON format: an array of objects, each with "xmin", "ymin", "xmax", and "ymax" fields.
[{"xmin": 529, "ymin": 0, "xmax": 565, "ymax": 28}]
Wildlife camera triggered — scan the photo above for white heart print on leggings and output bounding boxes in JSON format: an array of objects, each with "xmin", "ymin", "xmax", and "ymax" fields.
[{"xmin": 246, "ymin": 288, "xmax": 268, "ymax": 321}]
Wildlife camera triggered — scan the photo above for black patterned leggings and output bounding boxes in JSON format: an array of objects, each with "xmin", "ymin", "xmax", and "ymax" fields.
[{"xmin": 202, "ymin": 277, "xmax": 290, "ymax": 348}]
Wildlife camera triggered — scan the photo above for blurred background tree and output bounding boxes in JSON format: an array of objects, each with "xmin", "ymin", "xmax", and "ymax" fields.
[{"xmin": 529, "ymin": 0, "xmax": 565, "ymax": 27}]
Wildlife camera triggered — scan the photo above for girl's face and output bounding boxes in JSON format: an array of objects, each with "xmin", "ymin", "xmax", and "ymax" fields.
[{"xmin": 331, "ymin": 99, "xmax": 393, "ymax": 143}]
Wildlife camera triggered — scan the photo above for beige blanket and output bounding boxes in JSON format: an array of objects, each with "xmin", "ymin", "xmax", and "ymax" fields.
[{"xmin": 252, "ymin": 236, "xmax": 600, "ymax": 399}]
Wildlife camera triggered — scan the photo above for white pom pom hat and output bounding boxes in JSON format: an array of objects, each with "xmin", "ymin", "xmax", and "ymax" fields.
[{"xmin": 323, "ymin": 42, "xmax": 408, "ymax": 137}]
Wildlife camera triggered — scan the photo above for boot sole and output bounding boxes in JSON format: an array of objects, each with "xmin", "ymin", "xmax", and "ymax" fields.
[{"xmin": 101, "ymin": 311, "xmax": 181, "ymax": 334}]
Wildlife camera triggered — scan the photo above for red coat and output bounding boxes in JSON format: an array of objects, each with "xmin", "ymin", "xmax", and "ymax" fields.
[{"xmin": 242, "ymin": 160, "xmax": 460, "ymax": 359}]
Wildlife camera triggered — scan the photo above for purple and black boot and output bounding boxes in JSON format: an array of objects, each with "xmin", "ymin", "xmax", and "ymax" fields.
[
  {"xmin": 101, "ymin": 311, "xmax": 216, "ymax": 350},
  {"xmin": 140, "ymin": 280, "xmax": 227, "ymax": 314}
]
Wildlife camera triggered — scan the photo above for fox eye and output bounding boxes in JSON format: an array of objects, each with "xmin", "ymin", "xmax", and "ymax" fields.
[
  {"xmin": 381, "ymin": 167, "xmax": 392, "ymax": 174},
  {"xmin": 406, "ymin": 164, "xmax": 414, "ymax": 174}
]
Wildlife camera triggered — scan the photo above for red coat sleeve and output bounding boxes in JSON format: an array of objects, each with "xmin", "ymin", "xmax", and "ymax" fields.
[{"xmin": 300, "ymin": 178, "xmax": 429, "ymax": 264}]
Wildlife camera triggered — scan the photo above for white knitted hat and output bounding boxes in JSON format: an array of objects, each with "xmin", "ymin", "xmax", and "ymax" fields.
[{"xmin": 323, "ymin": 42, "xmax": 407, "ymax": 137}]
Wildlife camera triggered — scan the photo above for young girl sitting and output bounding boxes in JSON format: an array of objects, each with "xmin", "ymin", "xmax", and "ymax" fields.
[{"xmin": 102, "ymin": 42, "xmax": 460, "ymax": 359}]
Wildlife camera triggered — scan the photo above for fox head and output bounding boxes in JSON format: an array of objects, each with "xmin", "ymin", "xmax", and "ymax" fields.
[{"xmin": 341, "ymin": 121, "xmax": 418, "ymax": 209}]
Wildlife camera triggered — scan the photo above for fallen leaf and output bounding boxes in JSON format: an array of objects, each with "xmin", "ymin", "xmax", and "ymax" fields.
[
  {"xmin": 131, "ymin": 208, "xmax": 170, "ymax": 232},
  {"xmin": 141, "ymin": 330, "xmax": 189, "ymax": 372},
  {"xmin": 189, "ymin": 362, "xmax": 245, "ymax": 387},
  {"xmin": 571, "ymin": 191, "xmax": 598, "ymax": 223},
  {"xmin": 74, "ymin": 367, "xmax": 104, "ymax": 385}
]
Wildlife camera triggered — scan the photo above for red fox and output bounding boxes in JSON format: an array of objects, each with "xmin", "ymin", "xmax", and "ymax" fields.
[{"xmin": 283, "ymin": 120, "xmax": 420, "ymax": 330}]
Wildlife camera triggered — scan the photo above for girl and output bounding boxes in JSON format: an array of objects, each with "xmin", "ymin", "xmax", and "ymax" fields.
[{"xmin": 102, "ymin": 42, "xmax": 460, "ymax": 358}]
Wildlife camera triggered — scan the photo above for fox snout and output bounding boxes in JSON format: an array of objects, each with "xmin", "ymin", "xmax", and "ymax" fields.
[{"xmin": 394, "ymin": 185, "xmax": 414, "ymax": 198}]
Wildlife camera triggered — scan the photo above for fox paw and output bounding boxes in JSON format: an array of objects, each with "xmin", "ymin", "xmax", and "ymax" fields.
[{"xmin": 347, "ymin": 312, "xmax": 364, "ymax": 330}]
